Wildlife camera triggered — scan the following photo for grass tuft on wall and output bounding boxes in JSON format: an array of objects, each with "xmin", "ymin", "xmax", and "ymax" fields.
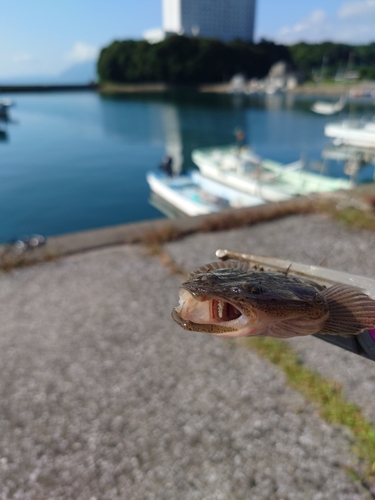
[{"xmin": 246, "ymin": 337, "xmax": 375, "ymax": 479}]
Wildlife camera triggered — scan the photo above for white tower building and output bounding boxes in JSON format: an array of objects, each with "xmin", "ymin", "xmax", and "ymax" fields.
[{"xmin": 162, "ymin": 0, "xmax": 256, "ymax": 42}]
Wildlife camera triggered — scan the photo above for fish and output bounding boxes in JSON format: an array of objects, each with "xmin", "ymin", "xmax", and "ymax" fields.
[{"xmin": 171, "ymin": 260, "xmax": 375, "ymax": 339}]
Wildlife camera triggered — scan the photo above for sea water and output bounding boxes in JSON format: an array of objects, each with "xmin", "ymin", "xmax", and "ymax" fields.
[{"xmin": 0, "ymin": 90, "xmax": 373, "ymax": 243}]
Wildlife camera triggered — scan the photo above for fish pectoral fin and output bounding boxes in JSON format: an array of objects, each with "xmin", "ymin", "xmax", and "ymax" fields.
[
  {"xmin": 248, "ymin": 316, "xmax": 326, "ymax": 339},
  {"xmin": 253, "ymin": 323, "xmax": 303, "ymax": 338},
  {"xmin": 320, "ymin": 284, "xmax": 375, "ymax": 335}
]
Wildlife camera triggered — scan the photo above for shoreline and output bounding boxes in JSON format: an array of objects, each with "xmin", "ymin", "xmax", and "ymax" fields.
[
  {"xmin": 0, "ymin": 196, "xmax": 316, "ymax": 270},
  {"xmin": 98, "ymin": 82, "xmax": 232, "ymax": 94},
  {"xmin": 2, "ymin": 184, "xmax": 375, "ymax": 271},
  {"xmin": 0, "ymin": 83, "xmax": 98, "ymax": 93},
  {"xmin": 1, "ymin": 81, "xmax": 373, "ymax": 96}
]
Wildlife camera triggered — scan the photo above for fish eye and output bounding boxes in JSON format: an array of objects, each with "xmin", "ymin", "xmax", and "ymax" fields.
[{"xmin": 249, "ymin": 285, "xmax": 262, "ymax": 294}]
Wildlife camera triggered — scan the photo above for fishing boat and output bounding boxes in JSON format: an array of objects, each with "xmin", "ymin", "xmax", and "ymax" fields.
[
  {"xmin": 192, "ymin": 145, "xmax": 353, "ymax": 202},
  {"xmin": 0, "ymin": 128, "xmax": 8, "ymax": 141},
  {"xmin": 146, "ymin": 169, "xmax": 264, "ymax": 217},
  {"xmin": 0, "ymin": 99, "xmax": 13, "ymax": 119},
  {"xmin": 325, "ymin": 119, "xmax": 375, "ymax": 149},
  {"xmin": 322, "ymin": 141, "xmax": 375, "ymax": 162},
  {"xmin": 311, "ymin": 96, "xmax": 347, "ymax": 115}
]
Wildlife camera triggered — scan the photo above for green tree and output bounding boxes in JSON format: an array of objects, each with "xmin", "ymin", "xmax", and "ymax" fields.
[{"xmin": 98, "ymin": 37, "xmax": 375, "ymax": 85}]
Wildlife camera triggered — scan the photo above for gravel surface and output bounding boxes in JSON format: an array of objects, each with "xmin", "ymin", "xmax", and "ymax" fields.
[
  {"xmin": 166, "ymin": 213, "xmax": 375, "ymax": 427},
  {"xmin": 0, "ymin": 213, "xmax": 374, "ymax": 499}
]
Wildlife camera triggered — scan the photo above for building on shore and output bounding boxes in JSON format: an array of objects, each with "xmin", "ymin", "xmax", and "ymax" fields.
[{"xmin": 144, "ymin": 0, "xmax": 256, "ymax": 44}]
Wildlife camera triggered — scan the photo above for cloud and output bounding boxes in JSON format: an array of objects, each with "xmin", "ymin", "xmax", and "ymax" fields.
[
  {"xmin": 13, "ymin": 53, "xmax": 33, "ymax": 63},
  {"xmin": 271, "ymin": 3, "xmax": 375, "ymax": 44},
  {"xmin": 276, "ymin": 10, "xmax": 329, "ymax": 43},
  {"xmin": 285, "ymin": 11, "xmax": 326, "ymax": 35},
  {"xmin": 65, "ymin": 42, "xmax": 99, "ymax": 63},
  {"xmin": 338, "ymin": 0, "xmax": 375, "ymax": 18}
]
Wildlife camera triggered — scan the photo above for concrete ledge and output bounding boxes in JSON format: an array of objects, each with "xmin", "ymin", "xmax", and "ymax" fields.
[{"xmin": 0, "ymin": 196, "xmax": 317, "ymax": 270}]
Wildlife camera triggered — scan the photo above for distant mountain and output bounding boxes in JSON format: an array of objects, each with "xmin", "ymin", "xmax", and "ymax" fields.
[
  {"xmin": 0, "ymin": 74, "xmax": 59, "ymax": 85},
  {"xmin": 58, "ymin": 60, "xmax": 97, "ymax": 83},
  {"xmin": 0, "ymin": 60, "xmax": 98, "ymax": 86}
]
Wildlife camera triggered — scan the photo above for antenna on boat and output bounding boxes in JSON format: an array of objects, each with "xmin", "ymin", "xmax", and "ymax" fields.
[{"xmin": 234, "ymin": 127, "xmax": 245, "ymax": 151}]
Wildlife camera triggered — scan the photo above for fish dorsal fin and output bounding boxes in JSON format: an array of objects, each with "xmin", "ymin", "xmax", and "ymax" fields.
[
  {"xmin": 320, "ymin": 284, "xmax": 375, "ymax": 335},
  {"xmin": 189, "ymin": 259, "xmax": 250, "ymax": 278}
]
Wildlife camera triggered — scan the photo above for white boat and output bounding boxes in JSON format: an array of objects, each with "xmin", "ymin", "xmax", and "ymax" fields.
[
  {"xmin": 192, "ymin": 145, "xmax": 353, "ymax": 202},
  {"xmin": 0, "ymin": 99, "xmax": 14, "ymax": 119},
  {"xmin": 325, "ymin": 119, "xmax": 375, "ymax": 149},
  {"xmin": 311, "ymin": 96, "xmax": 347, "ymax": 115},
  {"xmin": 0, "ymin": 99, "xmax": 13, "ymax": 108},
  {"xmin": 146, "ymin": 170, "xmax": 264, "ymax": 217},
  {"xmin": 322, "ymin": 143, "xmax": 375, "ymax": 165}
]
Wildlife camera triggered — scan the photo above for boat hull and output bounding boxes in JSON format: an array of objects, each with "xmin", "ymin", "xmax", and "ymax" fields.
[
  {"xmin": 192, "ymin": 146, "xmax": 352, "ymax": 202},
  {"xmin": 325, "ymin": 122, "xmax": 375, "ymax": 149},
  {"xmin": 146, "ymin": 170, "xmax": 264, "ymax": 217}
]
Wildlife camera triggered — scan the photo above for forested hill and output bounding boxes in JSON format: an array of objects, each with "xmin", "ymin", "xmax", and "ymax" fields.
[
  {"xmin": 97, "ymin": 36, "xmax": 291, "ymax": 84},
  {"xmin": 97, "ymin": 35, "xmax": 375, "ymax": 84},
  {"xmin": 289, "ymin": 42, "xmax": 375, "ymax": 80}
]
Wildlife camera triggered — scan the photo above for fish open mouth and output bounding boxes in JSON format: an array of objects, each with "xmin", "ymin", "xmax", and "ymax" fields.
[
  {"xmin": 171, "ymin": 304, "xmax": 241, "ymax": 335},
  {"xmin": 211, "ymin": 299, "xmax": 242, "ymax": 322},
  {"xmin": 172, "ymin": 288, "xmax": 247, "ymax": 335}
]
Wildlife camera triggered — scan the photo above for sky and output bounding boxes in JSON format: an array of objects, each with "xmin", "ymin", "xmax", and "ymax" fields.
[{"xmin": 1, "ymin": 0, "xmax": 375, "ymax": 79}]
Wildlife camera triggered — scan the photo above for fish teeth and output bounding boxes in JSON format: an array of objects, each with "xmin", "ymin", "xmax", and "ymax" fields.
[{"xmin": 218, "ymin": 300, "xmax": 224, "ymax": 318}]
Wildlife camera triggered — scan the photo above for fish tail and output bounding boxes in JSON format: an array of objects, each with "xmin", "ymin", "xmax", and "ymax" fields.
[{"xmin": 320, "ymin": 284, "xmax": 375, "ymax": 336}]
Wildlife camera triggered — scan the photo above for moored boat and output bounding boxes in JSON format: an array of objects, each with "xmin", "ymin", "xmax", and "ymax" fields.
[
  {"xmin": 0, "ymin": 99, "xmax": 14, "ymax": 119},
  {"xmin": 325, "ymin": 119, "xmax": 375, "ymax": 149},
  {"xmin": 192, "ymin": 145, "xmax": 352, "ymax": 202},
  {"xmin": 146, "ymin": 169, "xmax": 264, "ymax": 217},
  {"xmin": 311, "ymin": 96, "xmax": 347, "ymax": 115}
]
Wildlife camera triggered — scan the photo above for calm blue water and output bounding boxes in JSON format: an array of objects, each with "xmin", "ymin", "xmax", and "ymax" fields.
[{"xmin": 0, "ymin": 90, "xmax": 373, "ymax": 243}]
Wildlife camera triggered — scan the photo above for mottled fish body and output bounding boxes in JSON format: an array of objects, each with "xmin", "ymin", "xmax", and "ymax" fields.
[{"xmin": 172, "ymin": 260, "xmax": 375, "ymax": 339}]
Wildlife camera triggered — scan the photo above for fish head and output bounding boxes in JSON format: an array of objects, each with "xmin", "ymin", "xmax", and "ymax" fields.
[{"xmin": 172, "ymin": 260, "xmax": 329, "ymax": 338}]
